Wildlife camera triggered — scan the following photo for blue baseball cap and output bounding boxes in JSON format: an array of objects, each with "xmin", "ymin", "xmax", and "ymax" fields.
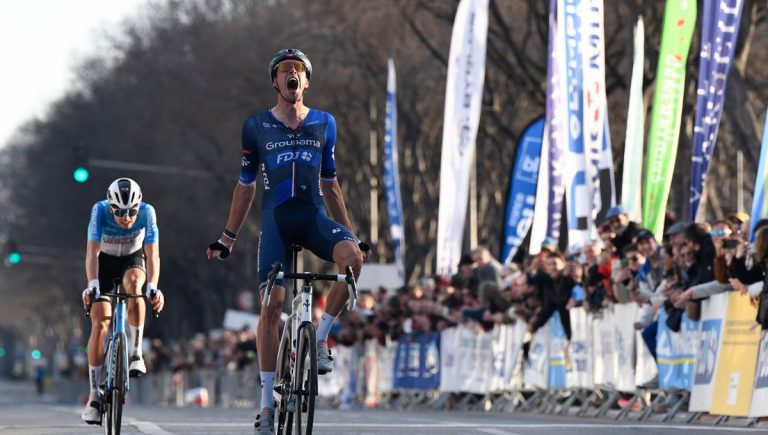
[{"xmin": 605, "ymin": 205, "xmax": 627, "ymax": 219}]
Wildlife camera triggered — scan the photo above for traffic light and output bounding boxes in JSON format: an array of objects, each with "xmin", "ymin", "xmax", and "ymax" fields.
[
  {"xmin": 73, "ymin": 146, "xmax": 90, "ymax": 183},
  {"xmin": 4, "ymin": 240, "xmax": 21, "ymax": 266}
]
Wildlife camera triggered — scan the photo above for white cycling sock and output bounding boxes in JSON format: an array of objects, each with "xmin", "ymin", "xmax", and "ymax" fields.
[
  {"xmin": 260, "ymin": 371, "xmax": 275, "ymax": 410},
  {"xmin": 88, "ymin": 364, "xmax": 103, "ymax": 396},
  {"xmin": 129, "ymin": 324, "xmax": 144, "ymax": 357},
  {"xmin": 316, "ymin": 311, "xmax": 335, "ymax": 343}
]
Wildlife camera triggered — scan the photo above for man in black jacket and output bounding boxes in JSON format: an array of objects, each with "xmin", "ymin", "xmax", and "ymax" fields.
[{"xmin": 603, "ymin": 205, "xmax": 641, "ymax": 259}]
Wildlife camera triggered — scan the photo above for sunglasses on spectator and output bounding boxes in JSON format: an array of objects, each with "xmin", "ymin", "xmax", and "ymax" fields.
[
  {"xmin": 110, "ymin": 205, "xmax": 139, "ymax": 218},
  {"xmin": 710, "ymin": 228, "xmax": 732, "ymax": 237},
  {"xmin": 276, "ymin": 62, "xmax": 307, "ymax": 73},
  {"xmin": 628, "ymin": 256, "xmax": 639, "ymax": 262}
]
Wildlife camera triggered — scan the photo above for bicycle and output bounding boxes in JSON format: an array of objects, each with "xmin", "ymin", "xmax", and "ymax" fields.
[
  {"xmin": 85, "ymin": 281, "xmax": 158, "ymax": 435},
  {"xmin": 262, "ymin": 243, "xmax": 359, "ymax": 435}
]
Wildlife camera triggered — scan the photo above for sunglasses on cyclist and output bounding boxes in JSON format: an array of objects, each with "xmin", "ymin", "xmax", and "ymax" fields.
[
  {"xmin": 276, "ymin": 62, "xmax": 307, "ymax": 73},
  {"xmin": 111, "ymin": 205, "xmax": 139, "ymax": 218}
]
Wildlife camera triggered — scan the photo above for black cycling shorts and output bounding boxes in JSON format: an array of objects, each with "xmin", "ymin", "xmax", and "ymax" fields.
[{"xmin": 97, "ymin": 249, "xmax": 146, "ymax": 302}]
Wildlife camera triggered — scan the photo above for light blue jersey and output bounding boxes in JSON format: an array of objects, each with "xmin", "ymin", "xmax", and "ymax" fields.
[{"xmin": 87, "ymin": 200, "xmax": 159, "ymax": 256}]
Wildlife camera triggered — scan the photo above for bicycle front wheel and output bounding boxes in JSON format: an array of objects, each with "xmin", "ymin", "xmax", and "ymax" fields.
[
  {"xmin": 275, "ymin": 325, "xmax": 293, "ymax": 434},
  {"xmin": 109, "ymin": 334, "xmax": 126, "ymax": 435},
  {"xmin": 292, "ymin": 324, "xmax": 317, "ymax": 435}
]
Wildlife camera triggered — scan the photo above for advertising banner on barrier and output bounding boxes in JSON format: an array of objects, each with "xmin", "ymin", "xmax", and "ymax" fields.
[
  {"xmin": 568, "ymin": 307, "xmax": 594, "ymax": 389},
  {"xmin": 393, "ymin": 333, "xmax": 440, "ymax": 390},
  {"xmin": 749, "ymin": 333, "xmax": 768, "ymax": 417},
  {"xmin": 656, "ymin": 310, "xmax": 698, "ymax": 391},
  {"xmin": 378, "ymin": 341, "xmax": 395, "ymax": 394},
  {"xmin": 613, "ymin": 303, "xmax": 639, "ymax": 392},
  {"xmin": 592, "ymin": 308, "xmax": 618, "ymax": 387},
  {"xmin": 710, "ymin": 293, "xmax": 760, "ymax": 416},
  {"xmin": 690, "ymin": 293, "xmax": 727, "ymax": 412},
  {"xmin": 635, "ymin": 328, "xmax": 658, "ymax": 387},
  {"xmin": 438, "ymin": 327, "xmax": 460, "ymax": 392},
  {"xmin": 459, "ymin": 325, "xmax": 493, "ymax": 394},
  {"xmin": 549, "ymin": 311, "xmax": 567, "ymax": 389},
  {"xmin": 524, "ymin": 319, "xmax": 550, "ymax": 389},
  {"xmin": 489, "ymin": 322, "xmax": 526, "ymax": 392}
]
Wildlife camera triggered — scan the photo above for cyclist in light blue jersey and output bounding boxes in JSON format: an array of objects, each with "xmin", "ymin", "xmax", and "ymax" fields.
[
  {"xmin": 80, "ymin": 178, "xmax": 165, "ymax": 424},
  {"xmin": 207, "ymin": 49, "xmax": 369, "ymax": 434}
]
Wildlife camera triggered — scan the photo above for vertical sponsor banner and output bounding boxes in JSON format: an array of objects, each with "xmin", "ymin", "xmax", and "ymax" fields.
[
  {"xmin": 524, "ymin": 321, "xmax": 551, "ymax": 389},
  {"xmin": 489, "ymin": 322, "xmax": 526, "ymax": 392},
  {"xmin": 548, "ymin": 311, "xmax": 568, "ymax": 388},
  {"xmin": 502, "ymin": 117, "xmax": 544, "ymax": 263},
  {"xmin": 438, "ymin": 327, "xmax": 460, "ymax": 392},
  {"xmin": 689, "ymin": 293, "xmax": 727, "ymax": 412},
  {"xmin": 435, "ymin": 0, "xmax": 489, "ymax": 276},
  {"xmin": 592, "ymin": 308, "xmax": 618, "ymax": 387},
  {"xmin": 567, "ymin": 307, "xmax": 594, "ymax": 389},
  {"xmin": 529, "ymin": 131, "xmax": 550, "ymax": 254},
  {"xmin": 559, "ymin": 0, "xmax": 592, "ymax": 249},
  {"xmin": 642, "ymin": 0, "xmax": 697, "ymax": 239},
  {"xmin": 581, "ymin": 0, "xmax": 616, "ymax": 229},
  {"xmin": 749, "ymin": 333, "xmax": 768, "ymax": 417},
  {"xmin": 689, "ymin": 0, "xmax": 745, "ymax": 221},
  {"xmin": 384, "ymin": 59, "xmax": 406, "ymax": 280},
  {"xmin": 750, "ymin": 108, "xmax": 768, "ymax": 241},
  {"xmin": 546, "ymin": 0, "xmax": 567, "ymax": 242},
  {"xmin": 622, "ymin": 17, "xmax": 646, "ymax": 221},
  {"xmin": 613, "ymin": 303, "xmax": 639, "ymax": 392},
  {"xmin": 710, "ymin": 293, "xmax": 760, "ymax": 416}
]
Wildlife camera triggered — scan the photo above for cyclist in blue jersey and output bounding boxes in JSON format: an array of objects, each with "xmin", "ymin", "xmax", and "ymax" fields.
[
  {"xmin": 207, "ymin": 48, "xmax": 369, "ymax": 434},
  {"xmin": 80, "ymin": 178, "xmax": 165, "ymax": 424}
]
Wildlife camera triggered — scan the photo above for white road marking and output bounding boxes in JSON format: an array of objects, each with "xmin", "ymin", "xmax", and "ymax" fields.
[
  {"xmin": 127, "ymin": 418, "xmax": 177, "ymax": 435},
  {"xmin": 156, "ymin": 421, "xmax": 767, "ymax": 431},
  {"xmin": 477, "ymin": 428, "xmax": 524, "ymax": 435}
]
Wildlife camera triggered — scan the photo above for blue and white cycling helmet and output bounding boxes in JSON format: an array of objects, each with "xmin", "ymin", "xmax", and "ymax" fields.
[
  {"xmin": 107, "ymin": 178, "xmax": 142, "ymax": 209},
  {"xmin": 269, "ymin": 48, "xmax": 312, "ymax": 81}
]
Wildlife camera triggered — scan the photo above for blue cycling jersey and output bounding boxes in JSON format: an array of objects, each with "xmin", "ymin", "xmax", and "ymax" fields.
[
  {"xmin": 87, "ymin": 200, "xmax": 159, "ymax": 257},
  {"xmin": 239, "ymin": 108, "xmax": 337, "ymax": 209},
  {"xmin": 237, "ymin": 107, "xmax": 356, "ymax": 287}
]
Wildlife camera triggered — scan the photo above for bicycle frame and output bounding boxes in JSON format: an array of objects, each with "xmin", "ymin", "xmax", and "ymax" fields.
[{"xmin": 105, "ymin": 297, "xmax": 130, "ymax": 393}]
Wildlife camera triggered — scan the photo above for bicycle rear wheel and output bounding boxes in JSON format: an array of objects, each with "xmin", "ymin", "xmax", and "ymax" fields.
[
  {"xmin": 274, "ymin": 325, "xmax": 293, "ymax": 434},
  {"xmin": 108, "ymin": 334, "xmax": 126, "ymax": 435},
  {"xmin": 292, "ymin": 324, "xmax": 316, "ymax": 435}
]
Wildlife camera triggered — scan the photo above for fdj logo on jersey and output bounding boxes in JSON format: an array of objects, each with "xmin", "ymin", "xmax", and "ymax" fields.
[{"xmin": 276, "ymin": 151, "xmax": 315, "ymax": 164}]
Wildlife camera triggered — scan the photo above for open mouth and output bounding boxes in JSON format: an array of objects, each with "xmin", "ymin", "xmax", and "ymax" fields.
[{"xmin": 287, "ymin": 78, "xmax": 299, "ymax": 91}]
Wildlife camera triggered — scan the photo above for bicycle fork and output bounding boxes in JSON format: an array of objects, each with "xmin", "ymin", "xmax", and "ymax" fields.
[{"xmin": 286, "ymin": 284, "xmax": 313, "ymax": 413}]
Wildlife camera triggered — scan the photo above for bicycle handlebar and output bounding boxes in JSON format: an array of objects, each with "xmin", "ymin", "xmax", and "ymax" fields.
[
  {"xmin": 261, "ymin": 261, "xmax": 359, "ymax": 311},
  {"xmin": 85, "ymin": 290, "xmax": 160, "ymax": 319}
]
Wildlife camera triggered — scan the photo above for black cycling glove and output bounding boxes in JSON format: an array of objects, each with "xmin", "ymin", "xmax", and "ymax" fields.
[
  {"xmin": 209, "ymin": 239, "xmax": 231, "ymax": 260},
  {"xmin": 358, "ymin": 241, "xmax": 371, "ymax": 253}
]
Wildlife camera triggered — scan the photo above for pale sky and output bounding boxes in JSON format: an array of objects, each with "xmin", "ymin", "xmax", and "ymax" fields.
[{"xmin": 0, "ymin": 0, "xmax": 148, "ymax": 147}]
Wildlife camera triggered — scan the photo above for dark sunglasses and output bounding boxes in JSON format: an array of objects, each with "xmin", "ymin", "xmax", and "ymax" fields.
[
  {"xmin": 276, "ymin": 62, "xmax": 306, "ymax": 73},
  {"xmin": 628, "ymin": 256, "xmax": 639, "ymax": 262},
  {"xmin": 111, "ymin": 205, "xmax": 138, "ymax": 218}
]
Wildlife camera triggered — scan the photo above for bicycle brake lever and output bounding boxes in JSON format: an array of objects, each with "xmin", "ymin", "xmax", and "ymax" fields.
[
  {"xmin": 345, "ymin": 266, "xmax": 358, "ymax": 311},
  {"xmin": 262, "ymin": 262, "xmax": 283, "ymax": 308}
]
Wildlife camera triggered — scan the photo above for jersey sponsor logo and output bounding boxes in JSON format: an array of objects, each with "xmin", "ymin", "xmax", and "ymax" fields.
[
  {"xmin": 265, "ymin": 139, "xmax": 321, "ymax": 150},
  {"xmin": 262, "ymin": 122, "xmax": 279, "ymax": 128},
  {"xmin": 242, "ymin": 156, "xmax": 249, "ymax": 167},
  {"xmin": 332, "ymin": 228, "xmax": 341, "ymax": 234},
  {"xmin": 276, "ymin": 151, "xmax": 315, "ymax": 164}
]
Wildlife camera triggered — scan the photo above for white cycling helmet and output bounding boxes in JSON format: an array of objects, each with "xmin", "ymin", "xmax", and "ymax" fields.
[{"xmin": 107, "ymin": 178, "xmax": 142, "ymax": 209}]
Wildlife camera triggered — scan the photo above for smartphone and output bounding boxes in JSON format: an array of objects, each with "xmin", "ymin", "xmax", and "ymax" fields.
[
  {"xmin": 621, "ymin": 258, "xmax": 629, "ymax": 267},
  {"xmin": 722, "ymin": 238, "xmax": 740, "ymax": 249}
]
